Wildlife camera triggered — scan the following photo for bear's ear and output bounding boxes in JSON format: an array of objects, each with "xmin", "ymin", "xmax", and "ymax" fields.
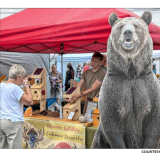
[
  {"xmin": 109, "ymin": 13, "xmax": 119, "ymax": 27},
  {"xmin": 141, "ymin": 11, "xmax": 152, "ymax": 25}
]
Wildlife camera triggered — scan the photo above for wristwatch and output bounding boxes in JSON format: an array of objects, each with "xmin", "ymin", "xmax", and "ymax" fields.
[{"xmin": 80, "ymin": 91, "xmax": 83, "ymax": 97}]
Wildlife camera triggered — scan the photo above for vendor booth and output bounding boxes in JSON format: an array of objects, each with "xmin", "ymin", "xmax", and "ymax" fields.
[{"xmin": 0, "ymin": 8, "xmax": 160, "ymax": 149}]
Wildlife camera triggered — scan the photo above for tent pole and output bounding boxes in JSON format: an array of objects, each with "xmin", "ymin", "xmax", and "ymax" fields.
[
  {"xmin": 61, "ymin": 53, "xmax": 63, "ymax": 91},
  {"xmin": 60, "ymin": 43, "xmax": 64, "ymax": 95}
]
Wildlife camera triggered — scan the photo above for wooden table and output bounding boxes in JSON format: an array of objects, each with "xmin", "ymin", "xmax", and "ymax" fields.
[{"xmin": 24, "ymin": 115, "xmax": 93, "ymax": 127}]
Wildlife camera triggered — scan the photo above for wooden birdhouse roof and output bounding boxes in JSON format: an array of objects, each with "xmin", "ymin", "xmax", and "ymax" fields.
[{"xmin": 93, "ymin": 108, "xmax": 99, "ymax": 114}]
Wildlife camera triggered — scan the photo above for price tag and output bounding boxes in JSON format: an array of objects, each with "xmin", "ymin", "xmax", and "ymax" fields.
[{"xmin": 68, "ymin": 112, "xmax": 76, "ymax": 120}]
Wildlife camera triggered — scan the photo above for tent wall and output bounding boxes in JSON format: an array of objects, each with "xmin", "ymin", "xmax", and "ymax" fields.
[{"xmin": 0, "ymin": 51, "xmax": 51, "ymax": 98}]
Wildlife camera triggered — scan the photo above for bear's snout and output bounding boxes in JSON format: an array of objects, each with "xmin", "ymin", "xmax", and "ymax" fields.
[
  {"xmin": 124, "ymin": 29, "xmax": 133, "ymax": 41},
  {"xmin": 118, "ymin": 23, "xmax": 139, "ymax": 51},
  {"xmin": 123, "ymin": 23, "xmax": 134, "ymax": 42}
]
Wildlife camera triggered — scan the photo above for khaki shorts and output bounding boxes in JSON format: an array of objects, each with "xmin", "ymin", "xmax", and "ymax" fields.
[{"xmin": 0, "ymin": 119, "xmax": 23, "ymax": 149}]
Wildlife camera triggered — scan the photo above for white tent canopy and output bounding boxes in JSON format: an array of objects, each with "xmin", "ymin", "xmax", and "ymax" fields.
[{"xmin": 153, "ymin": 50, "xmax": 160, "ymax": 59}]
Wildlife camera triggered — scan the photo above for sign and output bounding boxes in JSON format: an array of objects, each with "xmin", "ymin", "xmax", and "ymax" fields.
[
  {"xmin": 85, "ymin": 101, "xmax": 98, "ymax": 122},
  {"xmin": 22, "ymin": 118, "xmax": 85, "ymax": 149}
]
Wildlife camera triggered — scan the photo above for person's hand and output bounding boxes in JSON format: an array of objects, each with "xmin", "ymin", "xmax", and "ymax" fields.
[
  {"xmin": 65, "ymin": 98, "xmax": 70, "ymax": 102},
  {"xmin": 22, "ymin": 77, "xmax": 28, "ymax": 88},
  {"xmin": 68, "ymin": 93, "xmax": 81, "ymax": 103},
  {"xmin": 56, "ymin": 80, "xmax": 60, "ymax": 83}
]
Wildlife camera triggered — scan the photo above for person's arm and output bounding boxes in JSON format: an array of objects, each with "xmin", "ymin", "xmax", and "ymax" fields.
[
  {"xmin": 20, "ymin": 78, "xmax": 33, "ymax": 106},
  {"xmin": 56, "ymin": 79, "xmax": 62, "ymax": 83},
  {"xmin": 69, "ymin": 80, "xmax": 102, "ymax": 103},
  {"xmin": 76, "ymin": 79, "xmax": 84, "ymax": 88},
  {"xmin": 49, "ymin": 72, "xmax": 53, "ymax": 85}
]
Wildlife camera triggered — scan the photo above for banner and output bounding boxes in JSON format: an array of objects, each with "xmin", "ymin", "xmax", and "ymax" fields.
[{"xmin": 22, "ymin": 118, "xmax": 85, "ymax": 149}]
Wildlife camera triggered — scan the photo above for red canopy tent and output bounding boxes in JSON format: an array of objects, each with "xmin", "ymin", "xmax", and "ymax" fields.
[{"xmin": 0, "ymin": 8, "xmax": 160, "ymax": 54}]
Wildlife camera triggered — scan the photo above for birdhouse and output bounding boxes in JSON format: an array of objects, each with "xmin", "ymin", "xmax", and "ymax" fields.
[
  {"xmin": 70, "ymin": 79, "xmax": 87, "ymax": 101},
  {"xmin": 93, "ymin": 108, "xmax": 100, "ymax": 127},
  {"xmin": 30, "ymin": 68, "xmax": 47, "ymax": 111},
  {"xmin": 0, "ymin": 75, "xmax": 6, "ymax": 83},
  {"xmin": 93, "ymin": 92, "xmax": 99, "ymax": 102},
  {"xmin": 28, "ymin": 77, "xmax": 35, "ymax": 85},
  {"xmin": 63, "ymin": 87, "xmax": 81, "ymax": 120}
]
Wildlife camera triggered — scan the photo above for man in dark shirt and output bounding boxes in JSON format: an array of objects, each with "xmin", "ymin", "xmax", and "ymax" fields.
[{"xmin": 68, "ymin": 52, "xmax": 105, "ymax": 114}]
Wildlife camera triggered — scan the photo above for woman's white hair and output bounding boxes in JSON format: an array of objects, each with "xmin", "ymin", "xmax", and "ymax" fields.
[{"xmin": 9, "ymin": 64, "xmax": 27, "ymax": 79}]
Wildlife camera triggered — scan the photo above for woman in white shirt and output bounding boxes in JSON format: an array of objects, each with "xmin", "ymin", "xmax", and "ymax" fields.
[{"xmin": 0, "ymin": 64, "xmax": 33, "ymax": 149}]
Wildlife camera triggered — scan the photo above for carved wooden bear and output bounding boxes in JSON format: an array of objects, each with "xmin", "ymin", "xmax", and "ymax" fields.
[{"xmin": 91, "ymin": 11, "xmax": 160, "ymax": 148}]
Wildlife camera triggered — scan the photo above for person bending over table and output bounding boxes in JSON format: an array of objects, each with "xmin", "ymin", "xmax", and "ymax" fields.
[
  {"xmin": 68, "ymin": 52, "xmax": 105, "ymax": 115},
  {"xmin": 0, "ymin": 64, "xmax": 33, "ymax": 149}
]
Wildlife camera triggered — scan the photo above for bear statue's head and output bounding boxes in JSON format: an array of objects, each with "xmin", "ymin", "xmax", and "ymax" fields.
[{"xmin": 108, "ymin": 11, "xmax": 152, "ymax": 58}]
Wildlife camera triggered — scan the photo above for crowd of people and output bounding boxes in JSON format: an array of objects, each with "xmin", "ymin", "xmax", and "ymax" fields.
[
  {"xmin": 0, "ymin": 52, "xmax": 107, "ymax": 149},
  {"xmin": 49, "ymin": 52, "xmax": 107, "ymax": 115},
  {"xmin": 50, "ymin": 52, "xmax": 108, "ymax": 109}
]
